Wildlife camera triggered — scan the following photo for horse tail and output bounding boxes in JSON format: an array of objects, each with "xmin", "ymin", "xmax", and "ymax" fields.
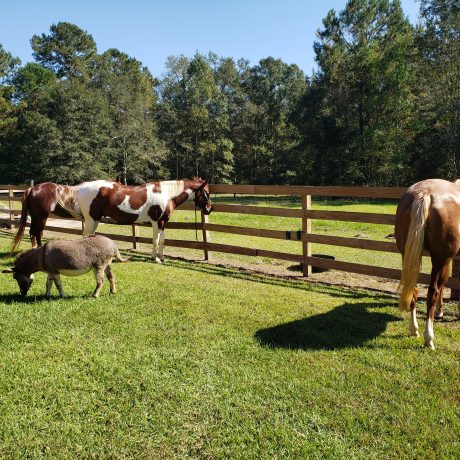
[
  {"xmin": 397, "ymin": 192, "xmax": 431, "ymax": 312},
  {"xmin": 11, "ymin": 188, "xmax": 31, "ymax": 253},
  {"xmin": 114, "ymin": 246, "xmax": 130, "ymax": 263}
]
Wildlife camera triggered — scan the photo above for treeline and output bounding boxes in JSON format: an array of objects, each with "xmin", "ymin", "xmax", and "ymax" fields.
[{"xmin": 0, "ymin": 0, "xmax": 458, "ymax": 186}]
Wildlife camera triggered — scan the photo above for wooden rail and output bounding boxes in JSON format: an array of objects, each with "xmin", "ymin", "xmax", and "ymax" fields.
[{"xmin": 1, "ymin": 183, "xmax": 459, "ymax": 296}]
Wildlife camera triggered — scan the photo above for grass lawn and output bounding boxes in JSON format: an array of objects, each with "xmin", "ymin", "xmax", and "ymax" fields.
[{"xmin": 0, "ymin": 231, "xmax": 459, "ymax": 459}]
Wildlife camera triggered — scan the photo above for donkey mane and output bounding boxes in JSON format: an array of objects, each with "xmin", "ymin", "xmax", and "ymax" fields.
[{"xmin": 14, "ymin": 248, "xmax": 37, "ymax": 269}]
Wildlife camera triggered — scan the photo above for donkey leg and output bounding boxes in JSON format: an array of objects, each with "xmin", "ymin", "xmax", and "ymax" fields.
[
  {"xmin": 151, "ymin": 225, "xmax": 161, "ymax": 263},
  {"xmin": 92, "ymin": 267, "xmax": 105, "ymax": 298},
  {"xmin": 105, "ymin": 265, "xmax": 116, "ymax": 294},
  {"xmin": 45, "ymin": 275, "xmax": 53, "ymax": 299},
  {"xmin": 409, "ymin": 287, "xmax": 419, "ymax": 337},
  {"xmin": 53, "ymin": 275, "xmax": 65, "ymax": 297}
]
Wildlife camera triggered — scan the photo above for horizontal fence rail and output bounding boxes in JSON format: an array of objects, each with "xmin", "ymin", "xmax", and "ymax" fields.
[{"xmin": 1, "ymin": 183, "xmax": 459, "ymax": 295}]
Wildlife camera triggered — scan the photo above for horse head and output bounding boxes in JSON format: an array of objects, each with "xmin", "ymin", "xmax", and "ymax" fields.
[{"xmin": 193, "ymin": 179, "xmax": 213, "ymax": 215}]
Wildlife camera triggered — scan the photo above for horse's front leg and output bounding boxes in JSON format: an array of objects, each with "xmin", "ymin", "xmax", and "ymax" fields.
[
  {"xmin": 151, "ymin": 224, "xmax": 162, "ymax": 263},
  {"xmin": 158, "ymin": 222, "xmax": 166, "ymax": 262},
  {"xmin": 82, "ymin": 215, "xmax": 98, "ymax": 236}
]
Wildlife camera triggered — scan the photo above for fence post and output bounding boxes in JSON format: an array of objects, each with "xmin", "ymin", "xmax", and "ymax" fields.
[
  {"xmin": 451, "ymin": 258, "xmax": 460, "ymax": 300},
  {"xmin": 201, "ymin": 211, "xmax": 210, "ymax": 260},
  {"xmin": 132, "ymin": 224, "xmax": 139, "ymax": 250},
  {"xmin": 302, "ymin": 194, "xmax": 312, "ymax": 277},
  {"xmin": 8, "ymin": 185, "xmax": 14, "ymax": 228}
]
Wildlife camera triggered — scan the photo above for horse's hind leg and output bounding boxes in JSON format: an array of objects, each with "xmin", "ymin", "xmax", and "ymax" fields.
[
  {"xmin": 409, "ymin": 287, "xmax": 419, "ymax": 337},
  {"xmin": 30, "ymin": 217, "xmax": 47, "ymax": 248},
  {"xmin": 435, "ymin": 285, "xmax": 445, "ymax": 320},
  {"xmin": 425, "ymin": 261, "xmax": 450, "ymax": 349}
]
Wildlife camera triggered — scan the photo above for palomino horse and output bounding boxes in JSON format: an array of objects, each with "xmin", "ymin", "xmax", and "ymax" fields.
[
  {"xmin": 395, "ymin": 178, "xmax": 460, "ymax": 349},
  {"xmin": 11, "ymin": 178, "xmax": 212, "ymax": 262}
]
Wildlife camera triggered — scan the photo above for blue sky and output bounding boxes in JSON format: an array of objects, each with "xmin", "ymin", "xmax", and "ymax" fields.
[{"xmin": 2, "ymin": 0, "xmax": 419, "ymax": 78}]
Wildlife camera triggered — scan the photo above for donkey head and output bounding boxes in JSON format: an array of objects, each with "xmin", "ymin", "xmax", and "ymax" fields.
[{"xmin": 2, "ymin": 267, "xmax": 34, "ymax": 296}]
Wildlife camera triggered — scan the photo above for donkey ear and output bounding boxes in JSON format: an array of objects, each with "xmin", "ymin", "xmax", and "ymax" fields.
[{"xmin": 2, "ymin": 268, "xmax": 14, "ymax": 274}]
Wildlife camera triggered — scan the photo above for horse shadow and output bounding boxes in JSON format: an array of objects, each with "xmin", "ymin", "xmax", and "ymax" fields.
[{"xmin": 255, "ymin": 301, "xmax": 400, "ymax": 350}]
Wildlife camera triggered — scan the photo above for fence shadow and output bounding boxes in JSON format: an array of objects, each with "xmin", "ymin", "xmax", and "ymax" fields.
[{"xmin": 255, "ymin": 301, "xmax": 399, "ymax": 350}]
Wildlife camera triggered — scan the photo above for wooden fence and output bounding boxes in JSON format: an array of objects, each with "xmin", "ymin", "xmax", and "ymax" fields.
[{"xmin": 1, "ymin": 183, "xmax": 459, "ymax": 296}]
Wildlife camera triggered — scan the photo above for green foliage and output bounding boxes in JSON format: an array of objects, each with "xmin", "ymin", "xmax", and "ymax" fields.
[
  {"xmin": 306, "ymin": 0, "xmax": 415, "ymax": 186},
  {"xmin": 31, "ymin": 22, "xmax": 97, "ymax": 79},
  {"xmin": 410, "ymin": 0, "xmax": 460, "ymax": 180},
  {"xmin": 158, "ymin": 52, "xmax": 234, "ymax": 182},
  {"xmin": 92, "ymin": 49, "xmax": 167, "ymax": 183},
  {"xmin": 0, "ymin": 0, "xmax": 459, "ymax": 187}
]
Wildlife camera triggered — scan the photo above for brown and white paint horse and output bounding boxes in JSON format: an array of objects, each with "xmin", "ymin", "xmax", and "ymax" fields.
[
  {"xmin": 12, "ymin": 178, "xmax": 212, "ymax": 262},
  {"xmin": 395, "ymin": 178, "xmax": 460, "ymax": 349}
]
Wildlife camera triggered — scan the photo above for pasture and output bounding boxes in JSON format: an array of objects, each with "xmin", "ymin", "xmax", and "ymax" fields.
[{"xmin": 0, "ymin": 197, "xmax": 459, "ymax": 459}]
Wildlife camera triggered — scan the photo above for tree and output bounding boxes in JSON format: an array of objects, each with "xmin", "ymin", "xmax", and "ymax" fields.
[
  {"xmin": 92, "ymin": 49, "xmax": 167, "ymax": 183},
  {"xmin": 309, "ymin": 0, "xmax": 414, "ymax": 185},
  {"xmin": 31, "ymin": 22, "xmax": 97, "ymax": 79},
  {"xmin": 411, "ymin": 0, "xmax": 460, "ymax": 180},
  {"xmin": 158, "ymin": 53, "xmax": 234, "ymax": 182},
  {"xmin": 244, "ymin": 57, "xmax": 308, "ymax": 183}
]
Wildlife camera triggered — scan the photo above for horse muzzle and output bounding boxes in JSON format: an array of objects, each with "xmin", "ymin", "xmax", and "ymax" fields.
[{"xmin": 203, "ymin": 204, "xmax": 213, "ymax": 215}]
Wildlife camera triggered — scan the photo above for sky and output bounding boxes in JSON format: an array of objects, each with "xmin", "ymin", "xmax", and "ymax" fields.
[{"xmin": 1, "ymin": 0, "xmax": 420, "ymax": 78}]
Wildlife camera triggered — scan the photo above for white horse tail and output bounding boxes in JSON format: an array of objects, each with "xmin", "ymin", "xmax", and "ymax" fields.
[{"xmin": 397, "ymin": 192, "xmax": 431, "ymax": 312}]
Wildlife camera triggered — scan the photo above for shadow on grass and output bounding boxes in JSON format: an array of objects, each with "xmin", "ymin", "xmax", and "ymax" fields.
[
  {"xmin": 255, "ymin": 301, "xmax": 399, "ymax": 350},
  {"xmin": 0, "ymin": 292, "xmax": 82, "ymax": 304},
  {"xmin": 125, "ymin": 250, "xmax": 390, "ymax": 301}
]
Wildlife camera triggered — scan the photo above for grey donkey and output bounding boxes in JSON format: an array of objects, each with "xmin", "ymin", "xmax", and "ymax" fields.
[{"xmin": 2, "ymin": 235, "xmax": 128, "ymax": 298}]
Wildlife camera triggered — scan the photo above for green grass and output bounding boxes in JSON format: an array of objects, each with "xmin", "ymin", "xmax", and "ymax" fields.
[{"xmin": 0, "ymin": 232, "xmax": 459, "ymax": 459}]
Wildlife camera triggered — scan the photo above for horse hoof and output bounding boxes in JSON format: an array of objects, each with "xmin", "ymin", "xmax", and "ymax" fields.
[
  {"xmin": 424, "ymin": 341, "xmax": 435, "ymax": 350},
  {"xmin": 153, "ymin": 257, "xmax": 162, "ymax": 264},
  {"xmin": 410, "ymin": 331, "xmax": 420, "ymax": 337},
  {"xmin": 434, "ymin": 312, "xmax": 443, "ymax": 321}
]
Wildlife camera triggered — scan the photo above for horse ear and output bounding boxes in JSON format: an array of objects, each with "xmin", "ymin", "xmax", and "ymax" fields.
[
  {"xmin": 200, "ymin": 180, "xmax": 208, "ymax": 189},
  {"xmin": 2, "ymin": 268, "xmax": 13, "ymax": 274}
]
